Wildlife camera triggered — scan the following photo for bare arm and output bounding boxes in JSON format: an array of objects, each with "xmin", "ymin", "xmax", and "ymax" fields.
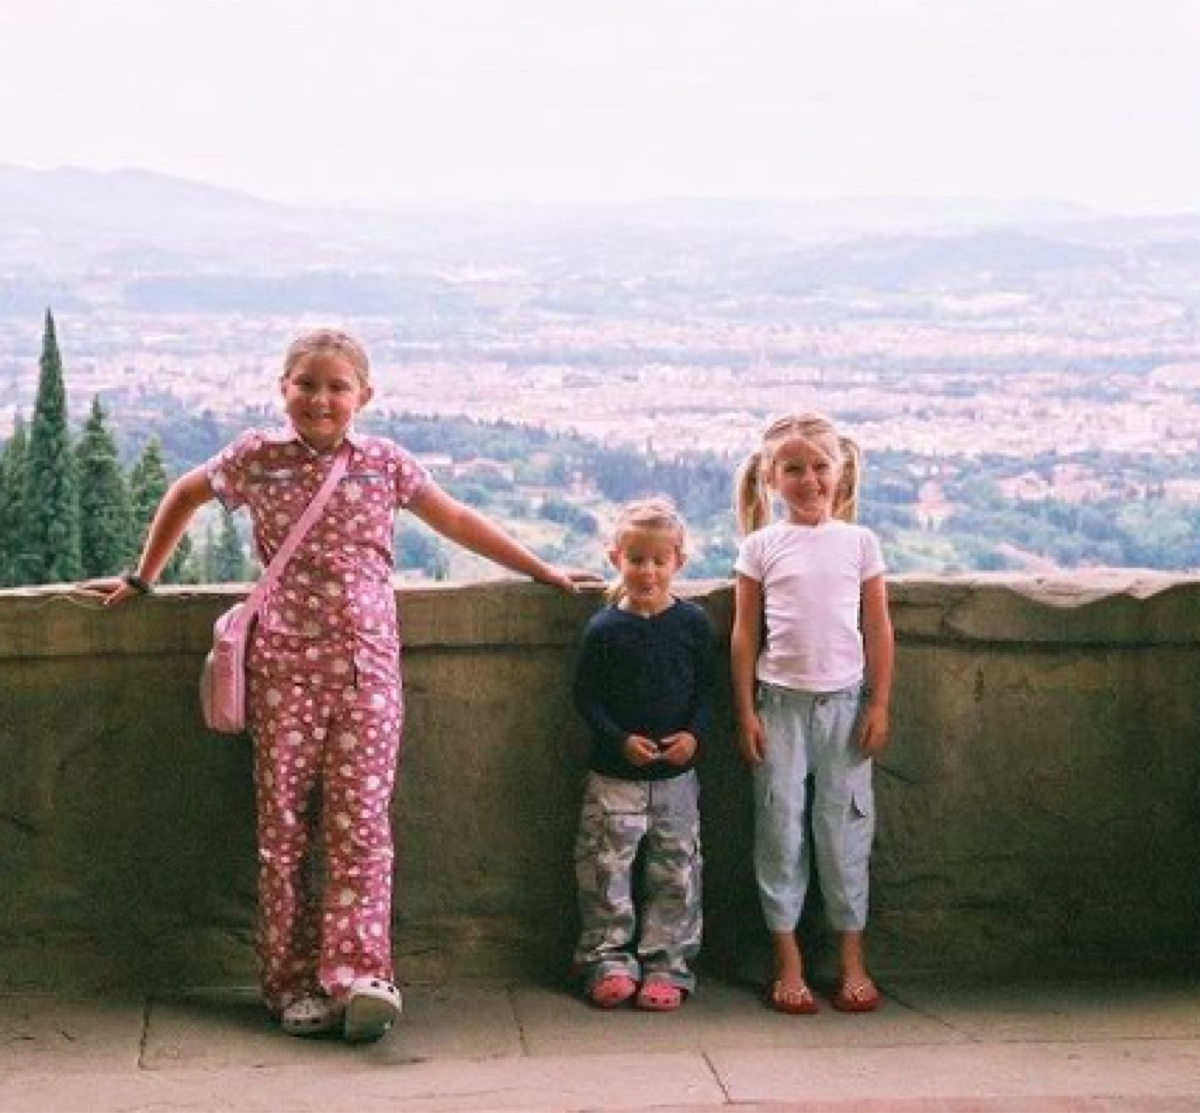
[
  {"xmin": 730, "ymin": 572, "xmax": 766, "ymax": 765},
  {"xmin": 408, "ymin": 481, "xmax": 597, "ymax": 591},
  {"xmin": 77, "ymin": 466, "xmax": 216, "ymax": 605},
  {"xmin": 857, "ymin": 573, "xmax": 894, "ymax": 755}
]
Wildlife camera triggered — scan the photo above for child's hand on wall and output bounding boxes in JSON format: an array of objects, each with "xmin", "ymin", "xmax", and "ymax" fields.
[{"xmin": 73, "ymin": 576, "xmax": 143, "ymax": 607}]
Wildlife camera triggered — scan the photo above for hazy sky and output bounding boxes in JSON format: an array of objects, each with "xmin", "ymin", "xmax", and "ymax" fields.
[{"xmin": 2, "ymin": 0, "xmax": 1197, "ymax": 212}]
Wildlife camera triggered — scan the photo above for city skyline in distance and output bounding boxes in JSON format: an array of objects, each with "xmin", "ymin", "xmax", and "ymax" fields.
[{"xmin": 1, "ymin": 0, "xmax": 1198, "ymax": 215}]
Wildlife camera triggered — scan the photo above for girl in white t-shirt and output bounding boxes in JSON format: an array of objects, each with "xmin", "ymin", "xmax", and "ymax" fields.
[{"xmin": 731, "ymin": 413, "xmax": 894, "ymax": 1016}]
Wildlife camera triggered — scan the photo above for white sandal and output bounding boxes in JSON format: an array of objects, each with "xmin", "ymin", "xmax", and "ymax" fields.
[
  {"xmin": 343, "ymin": 976, "xmax": 402, "ymax": 1043},
  {"xmin": 281, "ymin": 994, "xmax": 342, "ymax": 1037}
]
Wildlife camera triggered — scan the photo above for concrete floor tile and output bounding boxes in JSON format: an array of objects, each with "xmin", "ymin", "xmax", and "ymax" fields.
[
  {"xmin": 884, "ymin": 975, "xmax": 1200, "ymax": 1043},
  {"xmin": 0, "ymin": 1053, "xmax": 724, "ymax": 1113},
  {"xmin": 141, "ymin": 988, "xmax": 348, "ymax": 1070},
  {"xmin": 708, "ymin": 1040, "xmax": 1200, "ymax": 1106},
  {"xmin": 371, "ymin": 982, "xmax": 524, "ymax": 1063},
  {"xmin": 512, "ymin": 976, "xmax": 969, "ymax": 1057},
  {"xmin": 3, "ymin": 975, "xmax": 1199, "ymax": 1112},
  {"xmin": 143, "ymin": 984, "xmax": 522, "ymax": 1071},
  {"xmin": 0, "ymin": 995, "xmax": 145, "ymax": 1075}
]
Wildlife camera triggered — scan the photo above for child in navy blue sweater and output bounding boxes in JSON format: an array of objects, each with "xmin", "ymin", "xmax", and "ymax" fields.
[{"xmin": 572, "ymin": 497, "xmax": 715, "ymax": 1011}]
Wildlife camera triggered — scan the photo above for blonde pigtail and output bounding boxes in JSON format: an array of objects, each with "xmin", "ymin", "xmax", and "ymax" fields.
[
  {"xmin": 734, "ymin": 451, "xmax": 772, "ymax": 536},
  {"xmin": 834, "ymin": 436, "xmax": 862, "ymax": 522}
]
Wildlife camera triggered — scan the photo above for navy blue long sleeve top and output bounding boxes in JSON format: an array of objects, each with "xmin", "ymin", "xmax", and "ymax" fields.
[{"xmin": 572, "ymin": 598, "xmax": 716, "ymax": 781}]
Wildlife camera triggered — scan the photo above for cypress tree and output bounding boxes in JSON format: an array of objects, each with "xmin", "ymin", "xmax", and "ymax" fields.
[
  {"xmin": 211, "ymin": 511, "xmax": 248, "ymax": 583},
  {"xmin": 129, "ymin": 437, "xmax": 192, "ymax": 583},
  {"xmin": 201, "ymin": 520, "xmax": 217, "ymax": 581},
  {"xmin": 0, "ymin": 417, "xmax": 29, "ymax": 586},
  {"xmin": 76, "ymin": 396, "xmax": 135, "ymax": 577},
  {"xmin": 21, "ymin": 310, "xmax": 82, "ymax": 583}
]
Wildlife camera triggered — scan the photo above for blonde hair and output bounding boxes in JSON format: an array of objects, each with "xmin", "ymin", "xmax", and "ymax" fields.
[
  {"xmin": 734, "ymin": 412, "xmax": 862, "ymax": 535},
  {"xmin": 283, "ymin": 329, "xmax": 371, "ymax": 386},
  {"xmin": 607, "ymin": 496, "xmax": 689, "ymax": 603},
  {"xmin": 834, "ymin": 435, "xmax": 862, "ymax": 522}
]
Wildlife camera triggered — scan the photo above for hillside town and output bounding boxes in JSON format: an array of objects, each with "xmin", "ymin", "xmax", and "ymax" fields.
[
  {"xmin": 2, "ymin": 305, "xmax": 1198, "ymax": 498},
  {"xmin": 2, "ymin": 178, "xmax": 1200, "ymax": 575}
]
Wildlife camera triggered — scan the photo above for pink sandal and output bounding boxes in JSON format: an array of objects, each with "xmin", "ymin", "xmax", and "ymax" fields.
[
  {"xmin": 636, "ymin": 981, "xmax": 684, "ymax": 1012},
  {"xmin": 588, "ymin": 974, "xmax": 637, "ymax": 1009}
]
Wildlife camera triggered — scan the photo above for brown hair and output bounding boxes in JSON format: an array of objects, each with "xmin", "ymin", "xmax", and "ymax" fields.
[
  {"xmin": 283, "ymin": 329, "xmax": 371, "ymax": 386},
  {"xmin": 734, "ymin": 412, "xmax": 860, "ymax": 535},
  {"xmin": 607, "ymin": 496, "xmax": 689, "ymax": 603}
]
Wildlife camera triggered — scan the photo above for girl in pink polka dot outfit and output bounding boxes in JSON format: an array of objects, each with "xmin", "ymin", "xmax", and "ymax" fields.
[{"xmin": 80, "ymin": 329, "xmax": 591, "ymax": 1041}]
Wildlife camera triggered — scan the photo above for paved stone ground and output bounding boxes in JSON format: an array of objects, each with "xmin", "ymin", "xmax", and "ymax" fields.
[{"xmin": 0, "ymin": 974, "xmax": 1197, "ymax": 1112}]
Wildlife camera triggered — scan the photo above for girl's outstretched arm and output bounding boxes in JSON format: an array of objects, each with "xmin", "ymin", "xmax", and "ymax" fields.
[
  {"xmin": 409, "ymin": 481, "xmax": 599, "ymax": 591},
  {"xmin": 858, "ymin": 573, "xmax": 894, "ymax": 756},
  {"xmin": 76, "ymin": 466, "xmax": 216, "ymax": 605},
  {"xmin": 731, "ymin": 572, "xmax": 767, "ymax": 765}
]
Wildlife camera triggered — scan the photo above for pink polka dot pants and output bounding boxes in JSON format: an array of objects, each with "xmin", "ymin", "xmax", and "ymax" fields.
[{"xmin": 247, "ymin": 662, "xmax": 403, "ymax": 1014}]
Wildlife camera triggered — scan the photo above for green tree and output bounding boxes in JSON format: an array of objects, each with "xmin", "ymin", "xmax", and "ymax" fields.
[
  {"xmin": 395, "ymin": 522, "xmax": 448, "ymax": 579},
  {"xmin": 0, "ymin": 417, "xmax": 28, "ymax": 586},
  {"xmin": 201, "ymin": 521, "xmax": 217, "ymax": 581},
  {"xmin": 76, "ymin": 396, "xmax": 134, "ymax": 577},
  {"xmin": 210, "ymin": 511, "xmax": 248, "ymax": 582},
  {"xmin": 129, "ymin": 437, "xmax": 192, "ymax": 583},
  {"xmin": 20, "ymin": 310, "xmax": 81, "ymax": 583}
]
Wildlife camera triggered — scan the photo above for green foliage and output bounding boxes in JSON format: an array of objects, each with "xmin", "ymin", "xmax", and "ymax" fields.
[
  {"xmin": 76, "ymin": 396, "xmax": 135, "ymax": 577},
  {"xmin": 943, "ymin": 495, "xmax": 1200, "ymax": 570},
  {"xmin": 208, "ymin": 511, "xmax": 248, "ymax": 582},
  {"xmin": 395, "ymin": 522, "xmax": 449, "ymax": 579},
  {"xmin": 129, "ymin": 437, "xmax": 168, "ymax": 527},
  {"xmin": 0, "ymin": 417, "xmax": 28, "ymax": 586},
  {"xmin": 447, "ymin": 480, "xmax": 496, "ymax": 508},
  {"xmin": 538, "ymin": 497, "xmax": 598, "ymax": 536},
  {"xmin": 8, "ymin": 343, "xmax": 1200, "ymax": 585},
  {"xmin": 20, "ymin": 310, "xmax": 81, "ymax": 583},
  {"xmin": 129, "ymin": 437, "xmax": 192, "ymax": 583},
  {"xmin": 586, "ymin": 445, "xmax": 733, "ymax": 523},
  {"xmin": 860, "ymin": 502, "xmax": 919, "ymax": 533},
  {"xmin": 1116, "ymin": 501, "xmax": 1200, "ymax": 568},
  {"xmin": 687, "ymin": 533, "xmax": 737, "ymax": 578},
  {"xmin": 124, "ymin": 403, "xmax": 239, "ymax": 476}
]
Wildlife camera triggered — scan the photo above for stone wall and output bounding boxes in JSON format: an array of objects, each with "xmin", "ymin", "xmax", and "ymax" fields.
[{"xmin": 0, "ymin": 574, "xmax": 1197, "ymax": 992}]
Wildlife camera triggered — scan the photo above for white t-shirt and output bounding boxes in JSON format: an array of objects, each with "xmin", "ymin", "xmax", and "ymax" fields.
[{"xmin": 734, "ymin": 519, "xmax": 886, "ymax": 693}]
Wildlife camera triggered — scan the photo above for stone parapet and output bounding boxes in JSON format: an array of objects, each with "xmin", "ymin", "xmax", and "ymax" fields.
[{"xmin": 0, "ymin": 574, "xmax": 1197, "ymax": 991}]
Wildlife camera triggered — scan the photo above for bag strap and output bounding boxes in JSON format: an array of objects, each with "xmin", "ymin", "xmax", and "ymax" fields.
[{"xmin": 230, "ymin": 442, "xmax": 352, "ymax": 632}]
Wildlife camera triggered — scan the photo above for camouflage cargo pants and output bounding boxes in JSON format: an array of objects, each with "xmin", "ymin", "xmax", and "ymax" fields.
[{"xmin": 573, "ymin": 770, "xmax": 702, "ymax": 993}]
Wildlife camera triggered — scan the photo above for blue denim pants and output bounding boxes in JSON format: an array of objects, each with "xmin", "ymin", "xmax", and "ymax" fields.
[{"xmin": 752, "ymin": 682, "xmax": 875, "ymax": 933}]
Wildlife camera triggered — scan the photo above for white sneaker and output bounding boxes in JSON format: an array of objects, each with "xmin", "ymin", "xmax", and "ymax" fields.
[
  {"xmin": 281, "ymin": 994, "xmax": 342, "ymax": 1037},
  {"xmin": 343, "ymin": 976, "xmax": 402, "ymax": 1043}
]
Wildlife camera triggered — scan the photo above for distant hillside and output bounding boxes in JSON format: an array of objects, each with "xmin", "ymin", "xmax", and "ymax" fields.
[
  {"xmin": 2, "ymin": 164, "xmax": 1199, "ymax": 317},
  {"xmin": 0, "ymin": 165, "xmax": 1104, "ymax": 243},
  {"xmin": 0, "ymin": 165, "xmax": 280, "ymax": 225},
  {"xmin": 0, "ymin": 165, "xmax": 306, "ymax": 253}
]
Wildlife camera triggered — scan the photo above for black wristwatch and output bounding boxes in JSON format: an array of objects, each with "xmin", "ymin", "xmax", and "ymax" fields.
[{"xmin": 120, "ymin": 570, "xmax": 154, "ymax": 595}]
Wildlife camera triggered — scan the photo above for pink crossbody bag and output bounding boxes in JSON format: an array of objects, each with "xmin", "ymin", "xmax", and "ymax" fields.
[{"xmin": 200, "ymin": 443, "xmax": 351, "ymax": 733}]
